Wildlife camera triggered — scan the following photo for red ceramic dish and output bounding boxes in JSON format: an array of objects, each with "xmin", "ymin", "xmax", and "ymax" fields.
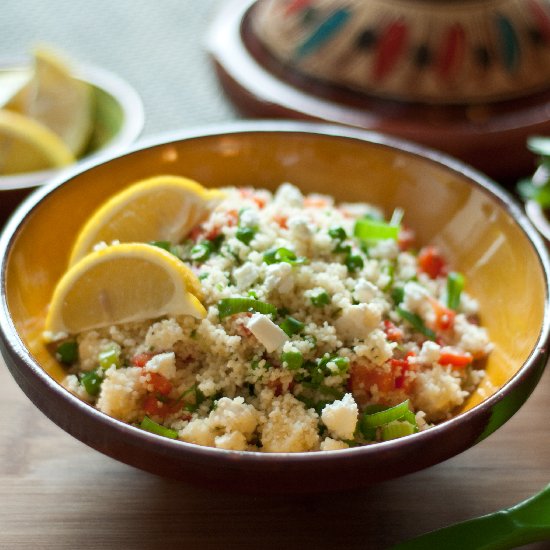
[{"xmin": 1, "ymin": 121, "xmax": 549, "ymax": 492}]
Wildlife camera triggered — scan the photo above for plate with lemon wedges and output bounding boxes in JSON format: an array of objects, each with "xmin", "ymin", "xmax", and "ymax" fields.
[{"xmin": 0, "ymin": 46, "xmax": 144, "ymax": 222}]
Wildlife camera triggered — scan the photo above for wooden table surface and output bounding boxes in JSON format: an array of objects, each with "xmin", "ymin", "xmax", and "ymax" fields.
[{"xmin": 1, "ymin": 355, "xmax": 549, "ymax": 550}]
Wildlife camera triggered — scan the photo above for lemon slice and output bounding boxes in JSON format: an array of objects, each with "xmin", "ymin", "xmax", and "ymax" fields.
[
  {"xmin": 69, "ymin": 175, "xmax": 225, "ymax": 266},
  {"xmin": 6, "ymin": 46, "xmax": 93, "ymax": 157},
  {"xmin": 0, "ymin": 109, "xmax": 74, "ymax": 174},
  {"xmin": 45, "ymin": 242, "xmax": 206, "ymax": 335}
]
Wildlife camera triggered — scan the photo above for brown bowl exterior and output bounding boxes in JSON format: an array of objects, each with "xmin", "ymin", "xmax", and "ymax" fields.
[{"xmin": 1, "ymin": 122, "xmax": 549, "ymax": 492}]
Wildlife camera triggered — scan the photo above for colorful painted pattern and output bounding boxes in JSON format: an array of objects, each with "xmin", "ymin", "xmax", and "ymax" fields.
[{"xmin": 255, "ymin": 0, "xmax": 550, "ymax": 103}]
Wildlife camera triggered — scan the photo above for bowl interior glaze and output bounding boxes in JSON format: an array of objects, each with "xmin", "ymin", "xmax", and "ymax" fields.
[{"xmin": 1, "ymin": 123, "xmax": 548, "ymax": 491}]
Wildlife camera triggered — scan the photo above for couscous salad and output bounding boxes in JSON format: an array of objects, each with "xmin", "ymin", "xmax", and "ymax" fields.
[{"xmin": 45, "ymin": 178, "xmax": 492, "ymax": 453}]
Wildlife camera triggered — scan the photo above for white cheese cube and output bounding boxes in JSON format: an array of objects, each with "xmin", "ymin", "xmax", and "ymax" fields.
[
  {"xmin": 321, "ymin": 393, "xmax": 358, "ymax": 440},
  {"xmin": 247, "ymin": 313, "xmax": 288, "ymax": 352},
  {"xmin": 144, "ymin": 352, "xmax": 176, "ymax": 380}
]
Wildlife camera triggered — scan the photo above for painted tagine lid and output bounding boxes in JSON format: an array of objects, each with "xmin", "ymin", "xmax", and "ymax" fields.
[{"xmin": 252, "ymin": 0, "xmax": 550, "ymax": 105}]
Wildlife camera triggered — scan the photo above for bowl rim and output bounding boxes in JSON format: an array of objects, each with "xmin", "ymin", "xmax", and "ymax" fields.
[
  {"xmin": 0, "ymin": 60, "xmax": 145, "ymax": 191},
  {"xmin": 1, "ymin": 119, "xmax": 549, "ymax": 464}
]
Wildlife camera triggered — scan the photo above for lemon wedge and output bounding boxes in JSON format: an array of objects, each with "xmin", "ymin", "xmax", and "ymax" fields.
[
  {"xmin": 0, "ymin": 109, "xmax": 74, "ymax": 174},
  {"xmin": 69, "ymin": 175, "xmax": 225, "ymax": 266},
  {"xmin": 45, "ymin": 242, "xmax": 206, "ymax": 335},
  {"xmin": 6, "ymin": 46, "xmax": 93, "ymax": 157},
  {"xmin": 0, "ymin": 68, "xmax": 32, "ymax": 108}
]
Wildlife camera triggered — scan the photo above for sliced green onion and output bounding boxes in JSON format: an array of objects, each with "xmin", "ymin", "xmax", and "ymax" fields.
[
  {"xmin": 396, "ymin": 306, "xmax": 436, "ymax": 340},
  {"xmin": 98, "ymin": 343, "xmax": 121, "ymax": 370},
  {"xmin": 56, "ymin": 340, "xmax": 78, "ymax": 364},
  {"xmin": 447, "ymin": 271, "xmax": 465, "ymax": 310},
  {"xmin": 304, "ymin": 334, "xmax": 317, "ymax": 348},
  {"xmin": 209, "ymin": 234, "xmax": 225, "ymax": 252},
  {"xmin": 334, "ymin": 242, "xmax": 352, "ymax": 254},
  {"xmin": 401, "ymin": 408, "xmax": 418, "ymax": 428},
  {"xmin": 183, "ymin": 385, "xmax": 206, "ymax": 413},
  {"xmin": 360, "ymin": 426, "xmax": 377, "ymax": 441},
  {"xmin": 295, "ymin": 394, "xmax": 316, "ymax": 410},
  {"xmin": 322, "ymin": 355, "xmax": 350, "ymax": 373},
  {"xmin": 309, "ymin": 364, "xmax": 325, "ymax": 386},
  {"xmin": 517, "ymin": 178, "xmax": 550, "ymax": 208},
  {"xmin": 279, "ymin": 316, "xmax": 305, "ymax": 336},
  {"xmin": 382, "ymin": 263, "xmax": 395, "ymax": 290},
  {"xmin": 381, "ymin": 420, "xmax": 416, "ymax": 441},
  {"xmin": 218, "ymin": 297, "xmax": 277, "ymax": 319},
  {"xmin": 345, "ymin": 254, "xmax": 364, "ymax": 272},
  {"xmin": 248, "ymin": 290, "xmax": 258, "ymax": 299},
  {"xmin": 328, "ymin": 226, "xmax": 347, "ymax": 240},
  {"xmin": 363, "ymin": 403, "xmax": 390, "ymax": 415},
  {"xmin": 527, "ymin": 135, "xmax": 550, "ymax": 156},
  {"xmin": 149, "ymin": 240, "xmax": 172, "ymax": 252},
  {"xmin": 362, "ymin": 212, "xmax": 384, "ymax": 221},
  {"xmin": 263, "ymin": 247, "xmax": 308, "ymax": 266},
  {"xmin": 362, "ymin": 399, "xmax": 412, "ymax": 428},
  {"xmin": 140, "ymin": 416, "xmax": 179, "ymax": 439},
  {"xmin": 314, "ymin": 400, "xmax": 333, "ymax": 415},
  {"xmin": 391, "ymin": 286, "xmax": 405, "ymax": 305},
  {"xmin": 250, "ymin": 359, "xmax": 261, "ymax": 370},
  {"xmin": 390, "ymin": 207, "xmax": 404, "ymax": 227},
  {"xmin": 198, "ymin": 272, "xmax": 209, "ymax": 280},
  {"xmin": 80, "ymin": 370, "xmax": 102, "ymax": 397},
  {"xmin": 190, "ymin": 242, "xmax": 212, "ymax": 262},
  {"xmin": 236, "ymin": 226, "xmax": 256, "ymax": 245},
  {"xmin": 311, "ymin": 290, "xmax": 331, "ymax": 307},
  {"xmin": 354, "ymin": 219, "xmax": 400, "ymax": 241},
  {"xmin": 317, "ymin": 385, "xmax": 345, "ymax": 399},
  {"xmin": 281, "ymin": 350, "xmax": 304, "ymax": 370}
]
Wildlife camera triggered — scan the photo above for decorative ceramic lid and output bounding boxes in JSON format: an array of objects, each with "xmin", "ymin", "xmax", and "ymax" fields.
[{"xmin": 252, "ymin": 0, "xmax": 550, "ymax": 104}]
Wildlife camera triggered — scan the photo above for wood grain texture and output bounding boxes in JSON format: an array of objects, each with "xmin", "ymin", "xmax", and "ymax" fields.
[{"xmin": 1, "ymin": 357, "xmax": 549, "ymax": 550}]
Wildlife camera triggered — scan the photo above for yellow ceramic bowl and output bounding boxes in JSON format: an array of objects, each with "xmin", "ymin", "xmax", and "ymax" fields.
[{"xmin": 1, "ymin": 121, "xmax": 549, "ymax": 492}]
